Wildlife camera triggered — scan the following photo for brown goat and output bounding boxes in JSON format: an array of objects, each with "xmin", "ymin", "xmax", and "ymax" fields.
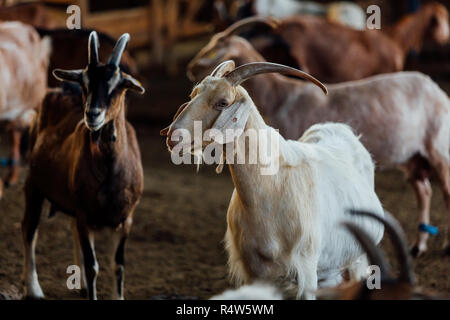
[
  {"xmin": 321, "ymin": 210, "xmax": 449, "ymax": 300},
  {"xmin": 188, "ymin": 34, "xmax": 450, "ymax": 258},
  {"xmin": 199, "ymin": 3, "xmax": 449, "ymax": 83},
  {"xmin": 36, "ymin": 28, "xmax": 138, "ymax": 88},
  {"xmin": 0, "ymin": 21, "xmax": 50, "ymax": 198},
  {"xmin": 22, "ymin": 31, "xmax": 145, "ymax": 300},
  {"xmin": 275, "ymin": 2, "xmax": 449, "ymax": 83}
]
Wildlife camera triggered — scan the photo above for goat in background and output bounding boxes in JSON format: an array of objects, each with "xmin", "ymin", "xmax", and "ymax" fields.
[{"xmin": 0, "ymin": 21, "xmax": 51, "ymax": 198}]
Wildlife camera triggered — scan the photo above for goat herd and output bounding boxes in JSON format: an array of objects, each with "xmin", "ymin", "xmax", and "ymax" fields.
[{"xmin": 0, "ymin": 2, "xmax": 449, "ymax": 301}]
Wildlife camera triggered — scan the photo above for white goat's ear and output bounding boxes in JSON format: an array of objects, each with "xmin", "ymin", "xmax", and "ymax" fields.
[
  {"xmin": 52, "ymin": 69, "xmax": 83, "ymax": 83},
  {"xmin": 122, "ymin": 73, "xmax": 145, "ymax": 94},
  {"xmin": 208, "ymin": 98, "xmax": 251, "ymax": 144},
  {"xmin": 211, "ymin": 60, "xmax": 235, "ymax": 78}
]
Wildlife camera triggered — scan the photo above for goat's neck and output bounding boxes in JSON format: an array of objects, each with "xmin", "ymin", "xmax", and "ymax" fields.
[
  {"xmin": 386, "ymin": 7, "xmax": 433, "ymax": 53},
  {"xmin": 227, "ymin": 101, "xmax": 283, "ymax": 210},
  {"xmin": 89, "ymin": 95, "xmax": 128, "ymax": 163}
]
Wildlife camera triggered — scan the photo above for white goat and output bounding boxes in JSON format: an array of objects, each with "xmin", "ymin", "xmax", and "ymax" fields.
[
  {"xmin": 163, "ymin": 60, "xmax": 384, "ymax": 299},
  {"xmin": 0, "ymin": 21, "xmax": 50, "ymax": 196}
]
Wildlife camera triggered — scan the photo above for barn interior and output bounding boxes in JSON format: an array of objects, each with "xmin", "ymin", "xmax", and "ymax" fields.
[{"xmin": 0, "ymin": 0, "xmax": 448, "ymax": 300}]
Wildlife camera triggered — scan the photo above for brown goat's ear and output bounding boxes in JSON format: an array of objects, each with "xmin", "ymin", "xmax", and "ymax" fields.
[
  {"xmin": 52, "ymin": 69, "xmax": 83, "ymax": 83},
  {"xmin": 121, "ymin": 73, "xmax": 145, "ymax": 94}
]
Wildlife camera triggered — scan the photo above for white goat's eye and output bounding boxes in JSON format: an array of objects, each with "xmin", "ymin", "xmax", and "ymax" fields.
[{"xmin": 214, "ymin": 99, "xmax": 229, "ymax": 110}]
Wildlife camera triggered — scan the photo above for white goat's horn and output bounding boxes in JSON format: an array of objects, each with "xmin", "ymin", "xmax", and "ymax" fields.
[
  {"xmin": 108, "ymin": 33, "xmax": 130, "ymax": 67},
  {"xmin": 342, "ymin": 221, "xmax": 394, "ymax": 281},
  {"xmin": 349, "ymin": 210, "xmax": 415, "ymax": 285},
  {"xmin": 222, "ymin": 16, "xmax": 280, "ymax": 37},
  {"xmin": 225, "ymin": 62, "xmax": 328, "ymax": 94},
  {"xmin": 88, "ymin": 31, "xmax": 99, "ymax": 66}
]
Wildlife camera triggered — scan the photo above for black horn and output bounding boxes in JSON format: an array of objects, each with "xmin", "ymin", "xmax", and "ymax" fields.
[
  {"xmin": 349, "ymin": 210, "xmax": 415, "ymax": 285},
  {"xmin": 342, "ymin": 221, "xmax": 394, "ymax": 281},
  {"xmin": 88, "ymin": 31, "xmax": 99, "ymax": 66},
  {"xmin": 108, "ymin": 33, "xmax": 130, "ymax": 67}
]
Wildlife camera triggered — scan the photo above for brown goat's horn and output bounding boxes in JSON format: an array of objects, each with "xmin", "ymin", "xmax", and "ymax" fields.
[
  {"xmin": 349, "ymin": 210, "xmax": 415, "ymax": 285},
  {"xmin": 108, "ymin": 33, "xmax": 130, "ymax": 67},
  {"xmin": 225, "ymin": 62, "xmax": 328, "ymax": 94},
  {"xmin": 222, "ymin": 16, "xmax": 280, "ymax": 37},
  {"xmin": 342, "ymin": 221, "xmax": 394, "ymax": 281},
  {"xmin": 88, "ymin": 31, "xmax": 99, "ymax": 66}
]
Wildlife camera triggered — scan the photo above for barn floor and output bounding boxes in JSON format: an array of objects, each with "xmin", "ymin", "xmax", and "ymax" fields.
[{"xmin": 0, "ymin": 71, "xmax": 448, "ymax": 299}]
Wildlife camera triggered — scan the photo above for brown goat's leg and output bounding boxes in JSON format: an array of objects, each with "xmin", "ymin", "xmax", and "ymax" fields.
[
  {"xmin": 5, "ymin": 128, "xmax": 22, "ymax": 186},
  {"xmin": 21, "ymin": 183, "xmax": 44, "ymax": 299},
  {"xmin": 110, "ymin": 217, "xmax": 132, "ymax": 300},
  {"xmin": 410, "ymin": 177, "xmax": 432, "ymax": 257},
  {"xmin": 71, "ymin": 220, "xmax": 88, "ymax": 297},
  {"xmin": 76, "ymin": 218, "xmax": 98, "ymax": 300}
]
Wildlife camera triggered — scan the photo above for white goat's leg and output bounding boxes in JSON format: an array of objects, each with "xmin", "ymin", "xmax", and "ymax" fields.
[
  {"xmin": 428, "ymin": 150, "xmax": 450, "ymax": 254},
  {"xmin": 71, "ymin": 219, "xmax": 88, "ymax": 297},
  {"xmin": 410, "ymin": 178, "xmax": 432, "ymax": 257},
  {"xmin": 296, "ymin": 257, "xmax": 319, "ymax": 300},
  {"xmin": 5, "ymin": 127, "xmax": 22, "ymax": 186},
  {"xmin": 21, "ymin": 184, "xmax": 45, "ymax": 299}
]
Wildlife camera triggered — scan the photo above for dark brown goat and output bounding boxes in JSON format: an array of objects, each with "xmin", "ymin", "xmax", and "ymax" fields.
[
  {"xmin": 22, "ymin": 31, "xmax": 145, "ymax": 300},
  {"xmin": 274, "ymin": 2, "xmax": 449, "ymax": 83},
  {"xmin": 202, "ymin": 3, "xmax": 449, "ymax": 83},
  {"xmin": 36, "ymin": 28, "xmax": 138, "ymax": 87}
]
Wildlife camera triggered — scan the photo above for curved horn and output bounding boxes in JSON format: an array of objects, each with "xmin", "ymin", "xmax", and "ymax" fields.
[
  {"xmin": 342, "ymin": 221, "xmax": 394, "ymax": 281},
  {"xmin": 225, "ymin": 62, "xmax": 328, "ymax": 94},
  {"xmin": 108, "ymin": 33, "xmax": 130, "ymax": 67},
  {"xmin": 88, "ymin": 31, "xmax": 99, "ymax": 66},
  {"xmin": 349, "ymin": 210, "xmax": 415, "ymax": 285},
  {"xmin": 222, "ymin": 16, "xmax": 280, "ymax": 37}
]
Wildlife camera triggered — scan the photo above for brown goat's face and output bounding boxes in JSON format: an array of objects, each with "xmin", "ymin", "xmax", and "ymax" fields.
[
  {"xmin": 187, "ymin": 36, "xmax": 241, "ymax": 82},
  {"xmin": 166, "ymin": 75, "xmax": 238, "ymax": 151},
  {"xmin": 80, "ymin": 64, "xmax": 126, "ymax": 131},
  {"xmin": 53, "ymin": 32, "xmax": 144, "ymax": 132},
  {"xmin": 428, "ymin": 3, "xmax": 449, "ymax": 44}
]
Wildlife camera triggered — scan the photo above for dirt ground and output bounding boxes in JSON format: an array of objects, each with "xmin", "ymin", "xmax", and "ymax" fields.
[
  {"xmin": 0, "ymin": 69, "xmax": 449, "ymax": 299},
  {"xmin": 0, "ymin": 124, "xmax": 448, "ymax": 300}
]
